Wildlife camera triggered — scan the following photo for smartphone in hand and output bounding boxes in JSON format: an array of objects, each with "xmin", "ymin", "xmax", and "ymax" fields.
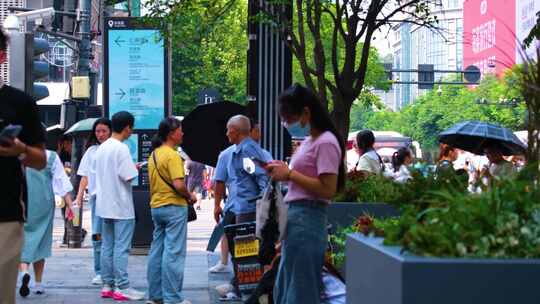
[
  {"xmin": 250, "ymin": 157, "xmax": 269, "ymax": 168},
  {"xmin": 0, "ymin": 125, "xmax": 22, "ymax": 146}
]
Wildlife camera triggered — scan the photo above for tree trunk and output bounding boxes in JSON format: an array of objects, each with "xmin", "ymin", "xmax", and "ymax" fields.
[{"xmin": 331, "ymin": 97, "xmax": 353, "ymax": 141}]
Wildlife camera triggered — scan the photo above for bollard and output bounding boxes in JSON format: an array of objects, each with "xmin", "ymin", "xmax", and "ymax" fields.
[{"xmin": 67, "ymin": 202, "xmax": 84, "ymax": 248}]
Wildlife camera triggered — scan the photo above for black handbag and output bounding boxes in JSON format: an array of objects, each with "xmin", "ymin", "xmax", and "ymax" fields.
[{"xmin": 151, "ymin": 152, "xmax": 197, "ymax": 222}]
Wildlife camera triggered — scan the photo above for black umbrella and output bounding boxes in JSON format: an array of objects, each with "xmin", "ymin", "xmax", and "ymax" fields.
[
  {"xmin": 181, "ymin": 101, "xmax": 246, "ymax": 167},
  {"xmin": 438, "ymin": 121, "xmax": 527, "ymax": 156}
]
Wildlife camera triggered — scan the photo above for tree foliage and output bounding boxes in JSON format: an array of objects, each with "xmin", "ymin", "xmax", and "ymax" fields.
[
  {"xmin": 517, "ymin": 48, "xmax": 540, "ymax": 180},
  {"xmin": 359, "ymin": 72, "xmax": 526, "ymax": 151},
  {"xmin": 261, "ymin": 0, "xmax": 442, "ymax": 138},
  {"xmin": 143, "ymin": 0, "xmax": 248, "ymax": 116}
]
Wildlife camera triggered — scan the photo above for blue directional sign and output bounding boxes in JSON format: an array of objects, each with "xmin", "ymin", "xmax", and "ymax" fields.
[
  {"xmin": 106, "ymin": 23, "xmax": 167, "ymax": 129},
  {"xmin": 104, "ymin": 18, "xmax": 170, "ymax": 188}
]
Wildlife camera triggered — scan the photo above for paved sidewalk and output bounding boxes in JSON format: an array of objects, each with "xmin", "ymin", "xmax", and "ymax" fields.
[{"xmin": 16, "ymin": 199, "xmax": 219, "ymax": 304}]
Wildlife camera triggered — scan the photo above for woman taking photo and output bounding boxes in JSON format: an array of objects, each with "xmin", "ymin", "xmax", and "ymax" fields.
[
  {"xmin": 146, "ymin": 117, "xmax": 196, "ymax": 304},
  {"xmin": 74, "ymin": 117, "xmax": 112, "ymax": 286},
  {"xmin": 354, "ymin": 130, "xmax": 384, "ymax": 175},
  {"xmin": 266, "ymin": 84, "xmax": 345, "ymax": 304}
]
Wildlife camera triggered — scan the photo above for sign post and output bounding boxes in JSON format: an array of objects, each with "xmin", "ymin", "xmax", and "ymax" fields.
[{"xmin": 104, "ymin": 17, "xmax": 171, "ymax": 247}]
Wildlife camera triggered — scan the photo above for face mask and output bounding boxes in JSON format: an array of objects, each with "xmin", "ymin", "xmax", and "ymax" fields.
[{"xmin": 284, "ymin": 120, "xmax": 311, "ymax": 139}]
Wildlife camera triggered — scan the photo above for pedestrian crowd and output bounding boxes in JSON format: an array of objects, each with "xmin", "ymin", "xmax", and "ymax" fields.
[
  {"xmin": 347, "ymin": 129, "xmax": 524, "ymax": 190},
  {"xmin": 1, "ymin": 27, "xmax": 346, "ymax": 304},
  {"xmin": 1, "ymin": 23, "xmax": 529, "ymax": 304}
]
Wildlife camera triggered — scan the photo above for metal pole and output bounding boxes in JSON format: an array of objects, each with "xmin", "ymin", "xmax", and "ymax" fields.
[{"xmin": 77, "ymin": 0, "xmax": 91, "ymax": 78}]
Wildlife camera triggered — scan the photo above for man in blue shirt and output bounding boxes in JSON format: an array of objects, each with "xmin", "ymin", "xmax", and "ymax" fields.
[
  {"xmin": 213, "ymin": 115, "xmax": 271, "ymax": 299},
  {"xmin": 228, "ymin": 115, "xmax": 271, "ymax": 221}
]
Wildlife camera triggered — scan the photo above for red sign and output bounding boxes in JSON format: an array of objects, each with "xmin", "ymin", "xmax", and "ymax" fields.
[{"xmin": 463, "ymin": 0, "xmax": 516, "ymax": 76}]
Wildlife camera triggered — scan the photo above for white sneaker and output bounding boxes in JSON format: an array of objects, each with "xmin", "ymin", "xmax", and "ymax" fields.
[
  {"xmin": 219, "ymin": 292, "xmax": 240, "ymax": 301},
  {"xmin": 215, "ymin": 283, "xmax": 234, "ymax": 297},
  {"xmin": 113, "ymin": 287, "xmax": 145, "ymax": 301},
  {"xmin": 34, "ymin": 282, "xmax": 45, "ymax": 295},
  {"xmin": 209, "ymin": 262, "xmax": 229, "ymax": 273},
  {"xmin": 92, "ymin": 274, "xmax": 103, "ymax": 285}
]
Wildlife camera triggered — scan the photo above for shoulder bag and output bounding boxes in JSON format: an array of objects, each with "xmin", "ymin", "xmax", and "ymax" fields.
[{"xmin": 152, "ymin": 152, "xmax": 197, "ymax": 222}]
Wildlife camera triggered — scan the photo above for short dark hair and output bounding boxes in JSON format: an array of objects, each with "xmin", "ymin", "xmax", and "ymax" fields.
[
  {"xmin": 0, "ymin": 26, "xmax": 8, "ymax": 52},
  {"xmin": 356, "ymin": 130, "xmax": 376, "ymax": 151},
  {"xmin": 111, "ymin": 111, "xmax": 135, "ymax": 133}
]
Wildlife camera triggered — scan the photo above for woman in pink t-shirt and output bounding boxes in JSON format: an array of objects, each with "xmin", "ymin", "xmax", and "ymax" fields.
[{"xmin": 266, "ymin": 84, "xmax": 345, "ymax": 304}]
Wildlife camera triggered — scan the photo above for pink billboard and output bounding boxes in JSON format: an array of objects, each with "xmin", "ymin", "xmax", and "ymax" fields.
[{"xmin": 463, "ymin": 0, "xmax": 516, "ymax": 77}]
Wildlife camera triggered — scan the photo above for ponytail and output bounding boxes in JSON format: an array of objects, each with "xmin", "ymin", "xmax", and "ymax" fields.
[
  {"xmin": 392, "ymin": 152, "xmax": 399, "ymax": 172},
  {"xmin": 392, "ymin": 147, "xmax": 412, "ymax": 172},
  {"xmin": 151, "ymin": 136, "xmax": 164, "ymax": 150}
]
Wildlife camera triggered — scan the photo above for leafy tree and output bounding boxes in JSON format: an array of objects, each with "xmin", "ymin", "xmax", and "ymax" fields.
[
  {"xmin": 349, "ymin": 90, "xmax": 385, "ymax": 132},
  {"xmin": 524, "ymin": 11, "xmax": 539, "ymax": 48},
  {"xmin": 260, "ymin": 0, "xmax": 441, "ymax": 138},
  {"xmin": 363, "ymin": 73, "xmax": 526, "ymax": 150},
  {"xmin": 143, "ymin": 0, "xmax": 248, "ymax": 116},
  {"xmin": 517, "ymin": 51, "xmax": 540, "ymax": 180}
]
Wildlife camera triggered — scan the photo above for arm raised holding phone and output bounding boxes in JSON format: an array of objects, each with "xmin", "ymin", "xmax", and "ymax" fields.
[{"xmin": 0, "ymin": 124, "xmax": 46, "ymax": 170}]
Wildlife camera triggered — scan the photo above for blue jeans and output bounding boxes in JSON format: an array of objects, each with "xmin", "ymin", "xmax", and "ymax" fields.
[
  {"xmin": 147, "ymin": 205, "xmax": 188, "ymax": 303},
  {"xmin": 273, "ymin": 200, "xmax": 328, "ymax": 304},
  {"xmin": 90, "ymin": 195, "xmax": 102, "ymax": 276},
  {"xmin": 100, "ymin": 218, "xmax": 135, "ymax": 289}
]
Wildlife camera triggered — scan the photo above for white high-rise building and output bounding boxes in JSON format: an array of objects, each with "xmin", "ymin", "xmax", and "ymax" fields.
[{"xmin": 388, "ymin": 0, "xmax": 464, "ymax": 110}]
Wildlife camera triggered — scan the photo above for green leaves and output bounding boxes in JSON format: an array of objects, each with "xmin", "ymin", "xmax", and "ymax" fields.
[
  {"xmin": 385, "ymin": 172, "xmax": 540, "ymax": 258},
  {"xmin": 143, "ymin": 0, "xmax": 248, "ymax": 116},
  {"xmin": 359, "ymin": 72, "xmax": 526, "ymax": 150},
  {"xmin": 334, "ymin": 172, "xmax": 405, "ymax": 203}
]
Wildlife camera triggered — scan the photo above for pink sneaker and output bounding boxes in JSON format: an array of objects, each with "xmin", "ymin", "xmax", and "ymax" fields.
[{"xmin": 101, "ymin": 285, "xmax": 114, "ymax": 298}]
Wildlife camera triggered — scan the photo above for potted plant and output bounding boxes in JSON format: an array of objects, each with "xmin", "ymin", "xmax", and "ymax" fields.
[{"xmin": 346, "ymin": 168, "xmax": 540, "ymax": 304}]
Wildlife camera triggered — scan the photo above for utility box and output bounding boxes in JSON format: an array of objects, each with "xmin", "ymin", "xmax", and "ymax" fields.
[{"xmin": 72, "ymin": 76, "xmax": 90, "ymax": 99}]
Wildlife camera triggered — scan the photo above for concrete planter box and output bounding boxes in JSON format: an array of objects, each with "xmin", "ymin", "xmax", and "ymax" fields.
[
  {"xmin": 328, "ymin": 202, "xmax": 399, "ymax": 232},
  {"xmin": 346, "ymin": 234, "xmax": 540, "ymax": 304}
]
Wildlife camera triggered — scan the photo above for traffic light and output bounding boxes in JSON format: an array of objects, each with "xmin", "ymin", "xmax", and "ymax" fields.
[
  {"xmin": 418, "ymin": 64, "xmax": 434, "ymax": 89},
  {"xmin": 8, "ymin": 31, "xmax": 50, "ymax": 101}
]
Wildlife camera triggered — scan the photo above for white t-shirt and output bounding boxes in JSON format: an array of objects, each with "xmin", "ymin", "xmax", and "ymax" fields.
[
  {"xmin": 356, "ymin": 150, "xmax": 382, "ymax": 174},
  {"xmin": 77, "ymin": 145, "xmax": 98, "ymax": 196},
  {"xmin": 392, "ymin": 165, "xmax": 412, "ymax": 184},
  {"xmin": 48, "ymin": 150, "xmax": 74, "ymax": 196},
  {"xmin": 94, "ymin": 138, "xmax": 138, "ymax": 219}
]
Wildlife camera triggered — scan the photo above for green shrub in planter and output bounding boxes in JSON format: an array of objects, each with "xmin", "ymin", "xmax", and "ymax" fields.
[
  {"xmin": 334, "ymin": 171, "xmax": 404, "ymax": 203},
  {"xmin": 330, "ymin": 215, "xmax": 399, "ymax": 269},
  {"xmin": 335, "ymin": 168, "xmax": 468, "ymax": 205},
  {"xmin": 384, "ymin": 167, "xmax": 540, "ymax": 258}
]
